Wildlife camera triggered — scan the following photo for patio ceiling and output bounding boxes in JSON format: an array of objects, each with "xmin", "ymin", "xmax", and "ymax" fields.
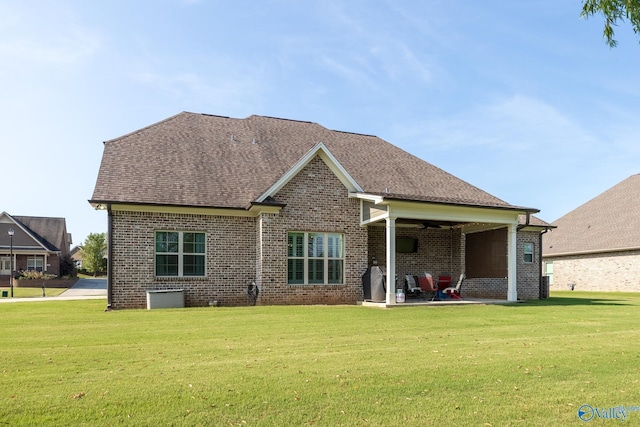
[{"xmin": 354, "ymin": 194, "xmax": 533, "ymax": 232}]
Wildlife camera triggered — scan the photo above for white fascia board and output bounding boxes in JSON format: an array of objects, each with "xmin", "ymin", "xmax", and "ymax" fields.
[
  {"xmin": 110, "ymin": 204, "xmax": 259, "ymax": 217},
  {"xmin": 349, "ymin": 192, "xmax": 385, "ymax": 204},
  {"xmin": 256, "ymin": 142, "xmax": 363, "ymax": 202},
  {"xmin": 387, "ymin": 200, "xmax": 520, "ymax": 225}
]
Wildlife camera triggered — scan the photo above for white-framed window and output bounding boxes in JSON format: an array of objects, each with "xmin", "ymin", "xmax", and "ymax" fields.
[
  {"xmin": 523, "ymin": 242, "xmax": 534, "ymax": 263},
  {"xmin": 27, "ymin": 256, "xmax": 44, "ymax": 271},
  {"xmin": 155, "ymin": 231, "xmax": 206, "ymax": 277},
  {"xmin": 1, "ymin": 256, "xmax": 10, "ymax": 274},
  {"xmin": 287, "ymin": 232, "xmax": 344, "ymax": 285},
  {"xmin": 545, "ymin": 262, "xmax": 554, "ymax": 285}
]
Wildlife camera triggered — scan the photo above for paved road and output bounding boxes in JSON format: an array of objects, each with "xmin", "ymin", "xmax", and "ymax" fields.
[
  {"xmin": 0, "ymin": 278, "xmax": 107, "ymax": 303},
  {"xmin": 60, "ymin": 278, "xmax": 107, "ymax": 297}
]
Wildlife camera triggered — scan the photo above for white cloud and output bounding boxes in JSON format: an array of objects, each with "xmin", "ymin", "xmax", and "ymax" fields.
[{"xmin": 402, "ymin": 94, "xmax": 598, "ymax": 155}]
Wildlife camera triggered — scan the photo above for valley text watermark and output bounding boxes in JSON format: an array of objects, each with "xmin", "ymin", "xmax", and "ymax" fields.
[{"xmin": 578, "ymin": 404, "xmax": 640, "ymax": 422}]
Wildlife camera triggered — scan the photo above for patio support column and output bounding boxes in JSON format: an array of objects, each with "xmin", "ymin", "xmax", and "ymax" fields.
[
  {"xmin": 385, "ymin": 216, "xmax": 397, "ymax": 305},
  {"xmin": 507, "ymin": 223, "xmax": 517, "ymax": 302}
]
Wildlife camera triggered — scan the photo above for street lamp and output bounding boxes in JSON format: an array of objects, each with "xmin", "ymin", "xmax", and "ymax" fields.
[{"xmin": 8, "ymin": 228, "xmax": 14, "ymax": 298}]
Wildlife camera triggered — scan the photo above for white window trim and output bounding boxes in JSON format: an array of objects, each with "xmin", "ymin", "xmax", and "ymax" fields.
[
  {"xmin": 0, "ymin": 256, "xmax": 10, "ymax": 274},
  {"xmin": 288, "ymin": 232, "xmax": 345, "ymax": 285},
  {"xmin": 155, "ymin": 231, "xmax": 206, "ymax": 277},
  {"xmin": 27, "ymin": 255, "xmax": 44, "ymax": 271}
]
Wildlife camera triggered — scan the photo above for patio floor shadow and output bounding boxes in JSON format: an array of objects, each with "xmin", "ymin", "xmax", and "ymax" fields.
[{"xmin": 361, "ymin": 297, "xmax": 518, "ymax": 308}]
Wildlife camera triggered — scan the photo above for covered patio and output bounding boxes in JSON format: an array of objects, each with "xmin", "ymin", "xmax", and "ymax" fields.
[
  {"xmin": 353, "ymin": 192, "xmax": 546, "ymax": 305},
  {"xmin": 361, "ymin": 297, "xmax": 520, "ymax": 308}
]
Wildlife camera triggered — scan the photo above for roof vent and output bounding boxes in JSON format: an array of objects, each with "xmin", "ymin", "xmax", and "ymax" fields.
[{"xmin": 230, "ymin": 134, "xmax": 235, "ymax": 142}]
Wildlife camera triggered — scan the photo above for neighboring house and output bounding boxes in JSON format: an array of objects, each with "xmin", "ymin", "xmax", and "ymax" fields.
[
  {"xmin": 0, "ymin": 212, "xmax": 72, "ymax": 279},
  {"xmin": 71, "ymin": 241, "xmax": 109, "ymax": 271},
  {"xmin": 70, "ymin": 245, "xmax": 83, "ymax": 268},
  {"xmin": 90, "ymin": 112, "xmax": 552, "ymax": 309},
  {"xmin": 542, "ymin": 174, "xmax": 640, "ymax": 292}
]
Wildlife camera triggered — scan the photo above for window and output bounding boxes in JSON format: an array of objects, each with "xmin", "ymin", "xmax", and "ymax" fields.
[
  {"xmin": 545, "ymin": 262, "xmax": 554, "ymax": 285},
  {"xmin": 523, "ymin": 242, "xmax": 534, "ymax": 263},
  {"xmin": 288, "ymin": 232, "xmax": 344, "ymax": 285},
  {"xmin": 1, "ymin": 257, "xmax": 10, "ymax": 274},
  {"xmin": 27, "ymin": 256, "xmax": 44, "ymax": 271},
  {"xmin": 155, "ymin": 231, "xmax": 205, "ymax": 277}
]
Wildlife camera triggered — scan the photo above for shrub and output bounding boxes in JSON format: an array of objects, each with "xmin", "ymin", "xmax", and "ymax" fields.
[{"xmin": 16, "ymin": 270, "xmax": 57, "ymax": 280}]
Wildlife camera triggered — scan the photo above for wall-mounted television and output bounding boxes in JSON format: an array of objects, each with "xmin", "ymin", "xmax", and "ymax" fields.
[{"xmin": 396, "ymin": 237, "xmax": 418, "ymax": 253}]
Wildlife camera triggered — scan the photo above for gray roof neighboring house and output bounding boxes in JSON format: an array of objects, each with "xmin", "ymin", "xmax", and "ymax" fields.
[
  {"xmin": 91, "ymin": 112, "xmax": 538, "ymax": 215},
  {"xmin": 544, "ymin": 174, "xmax": 640, "ymax": 257},
  {"xmin": 0, "ymin": 213, "xmax": 70, "ymax": 255},
  {"xmin": 13, "ymin": 216, "xmax": 70, "ymax": 253}
]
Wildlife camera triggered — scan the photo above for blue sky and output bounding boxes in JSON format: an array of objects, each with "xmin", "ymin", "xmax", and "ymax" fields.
[{"xmin": 2, "ymin": 1, "xmax": 639, "ymax": 245}]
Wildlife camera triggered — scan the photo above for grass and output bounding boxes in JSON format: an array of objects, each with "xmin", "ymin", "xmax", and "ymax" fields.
[
  {"xmin": 1, "ymin": 291, "xmax": 639, "ymax": 426},
  {"xmin": 0, "ymin": 286, "xmax": 67, "ymax": 298}
]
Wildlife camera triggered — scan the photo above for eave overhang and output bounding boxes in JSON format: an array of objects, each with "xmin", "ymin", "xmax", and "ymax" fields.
[
  {"xmin": 351, "ymin": 192, "xmax": 540, "ymax": 230},
  {"xmin": 89, "ymin": 200, "xmax": 284, "ymax": 217}
]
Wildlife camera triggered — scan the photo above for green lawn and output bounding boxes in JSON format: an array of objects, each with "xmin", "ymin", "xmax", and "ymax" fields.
[
  {"xmin": 1, "ymin": 292, "xmax": 639, "ymax": 426},
  {"xmin": 0, "ymin": 286, "xmax": 67, "ymax": 298}
]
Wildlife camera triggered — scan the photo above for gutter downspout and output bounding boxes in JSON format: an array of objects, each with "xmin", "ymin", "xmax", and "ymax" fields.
[
  {"xmin": 106, "ymin": 204, "xmax": 113, "ymax": 311},
  {"xmin": 539, "ymin": 227, "xmax": 550, "ymax": 299}
]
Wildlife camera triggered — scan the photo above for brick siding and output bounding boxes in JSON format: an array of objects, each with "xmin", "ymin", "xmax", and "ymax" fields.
[
  {"xmin": 108, "ymin": 155, "xmax": 542, "ymax": 308},
  {"xmin": 110, "ymin": 210, "xmax": 256, "ymax": 309},
  {"xmin": 368, "ymin": 226, "xmax": 464, "ymax": 283},
  {"xmin": 257, "ymin": 156, "xmax": 368, "ymax": 305},
  {"xmin": 545, "ymin": 250, "xmax": 640, "ymax": 292},
  {"xmin": 4, "ymin": 254, "xmax": 61, "ymax": 277},
  {"xmin": 109, "ymin": 155, "xmax": 368, "ymax": 309}
]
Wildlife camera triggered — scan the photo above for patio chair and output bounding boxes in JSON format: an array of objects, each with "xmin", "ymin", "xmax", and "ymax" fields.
[
  {"xmin": 405, "ymin": 275, "xmax": 422, "ymax": 297},
  {"xmin": 417, "ymin": 273, "xmax": 438, "ymax": 301},
  {"xmin": 435, "ymin": 274, "xmax": 452, "ymax": 300},
  {"xmin": 436, "ymin": 274, "xmax": 452, "ymax": 290},
  {"xmin": 442, "ymin": 272, "xmax": 465, "ymax": 299}
]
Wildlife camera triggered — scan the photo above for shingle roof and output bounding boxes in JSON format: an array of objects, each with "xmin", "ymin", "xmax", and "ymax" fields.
[
  {"xmin": 91, "ymin": 112, "xmax": 536, "ymax": 212},
  {"xmin": 518, "ymin": 214, "xmax": 552, "ymax": 228},
  {"xmin": 543, "ymin": 174, "xmax": 640, "ymax": 256},
  {"xmin": 12, "ymin": 216, "xmax": 68, "ymax": 252}
]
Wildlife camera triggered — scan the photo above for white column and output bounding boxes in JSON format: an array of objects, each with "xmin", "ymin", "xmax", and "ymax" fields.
[
  {"xmin": 385, "ymin": 216, "xmax": 396, "ymax": 305},
  {"xmin": 507, "ymin": 223, "xmax": 517, "ymax": 302}
]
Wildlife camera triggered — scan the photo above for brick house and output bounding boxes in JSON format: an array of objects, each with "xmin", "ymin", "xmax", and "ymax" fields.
[
  {"xmin": 0, "ymin": 212, "xmax": 72, "ymax": 279},
  {"xmin": 543, "ymin": 174, "xmax": 640, "ymax": 292},
  {"xmin": 90, "ymin": 112, "xmax": 552, "ymax": 309}
]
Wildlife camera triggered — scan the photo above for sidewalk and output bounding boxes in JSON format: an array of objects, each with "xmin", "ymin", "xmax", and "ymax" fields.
[{"xmin": 0, "ymin": 278, "xmax": 107, "ymax": 303}]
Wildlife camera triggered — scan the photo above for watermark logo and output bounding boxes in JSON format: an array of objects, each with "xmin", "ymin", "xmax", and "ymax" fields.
[{"xmin": 578, "ymin": 404, "xmax": 640, "ymax": 422}]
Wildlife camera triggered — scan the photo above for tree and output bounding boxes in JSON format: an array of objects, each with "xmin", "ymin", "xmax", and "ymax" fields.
[
  {"xmin": 81, "ymin": 232, "xmax": 107, "ymax": 277},
  {"xmin": 59, "ymin": 254, "xmax": 76, "ymax": 278},
  {"xmin": 581, "ymin": 0, "xmax": 640, "ymax": 47}
]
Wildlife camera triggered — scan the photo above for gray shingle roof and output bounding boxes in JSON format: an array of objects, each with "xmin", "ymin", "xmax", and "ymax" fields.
[
  {"xmin": 543, "ymin": 174, "xmax": 640, "ymax": 256},
  {"xmin": 13, "ymin": 216, "xmax": 68, "ymax": 252},
  {"xmin": 91, "ymin": 112, "xmax": 536, "ymax": 212}
]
